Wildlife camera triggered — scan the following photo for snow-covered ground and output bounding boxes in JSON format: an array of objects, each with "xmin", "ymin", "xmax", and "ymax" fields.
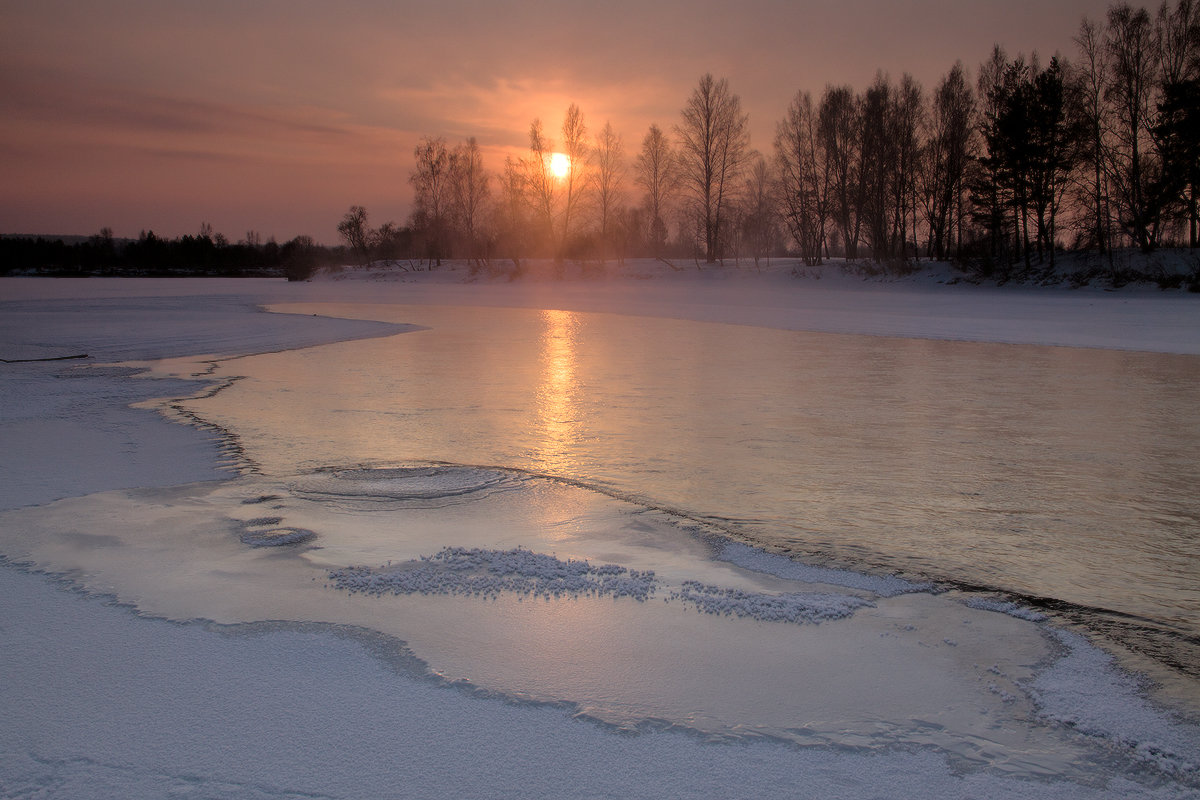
[
  {"xmin": 2, "ymin": 267, "xmax": 1199, "ymax": 799},
  {"xmin": 306, "ymin": 257, "xmax": 1200, "ymax": 354}
]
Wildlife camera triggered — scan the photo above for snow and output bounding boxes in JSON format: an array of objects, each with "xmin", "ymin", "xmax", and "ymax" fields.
[
  {"xmin": 4, "ymin": 568, "xmax": 1189, "ymax": 800},
  {"xmin": 718, "ymin": 541, "xmax": 933, "ymax": 597},
  {"xmin": 2, "ymin": 269, "xmax": 1199, "ymax": 799},
  {"xmin": 667, "ymin": 579, "xmax": 874, "ymax": 623},
  {"xmin": 965, "ymin": 596, "xmax": 1050, "ymax": 622},
  {"xmin": 1032, "ymin": 628, "xmax": 1200, "ymax": 780},
  {"xmin": 330, "ymin": 546, "xmax": 659, "ymax": 602},
  {"xmin": 328, "ymin": 545, "xmax": 878, "ymax": 624},
  {"xmin": 300, "ymin": 258, "xmax": 1200, "ymax": 355}
]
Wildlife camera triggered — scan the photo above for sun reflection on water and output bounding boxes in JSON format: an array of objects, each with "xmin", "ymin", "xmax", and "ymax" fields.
[{"xmin": 533, "ymin": 309, "xmax": 582, "ymax": 475}]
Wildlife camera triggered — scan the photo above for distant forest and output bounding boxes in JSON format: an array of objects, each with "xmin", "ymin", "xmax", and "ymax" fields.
[
  {"xmin": 0, "ymin": 228, "xmax": 339, "ymax": 281},
  {"xmin": 4, "ymin": 0, "xmax": 1198, "ymax": 285}
]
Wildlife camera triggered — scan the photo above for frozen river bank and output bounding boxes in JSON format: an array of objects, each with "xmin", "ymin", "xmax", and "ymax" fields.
[{"xmin": 2, "ymin": 273, "xmax": 1199, "ymax": 798}]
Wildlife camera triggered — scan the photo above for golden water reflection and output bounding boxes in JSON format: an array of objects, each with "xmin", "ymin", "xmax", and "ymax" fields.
[{"xmin": 533, "ymin": 309, "xmax": 582, "ymax": 474}]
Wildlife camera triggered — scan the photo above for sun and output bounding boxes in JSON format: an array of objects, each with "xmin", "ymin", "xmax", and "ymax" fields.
[{"xmin": 550, "ymin": 152, "xmax": 570, "ymax": 179}]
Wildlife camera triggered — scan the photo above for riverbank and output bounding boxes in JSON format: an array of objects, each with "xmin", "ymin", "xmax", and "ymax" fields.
[{"xmin": 2, "ymin": 277, "xmax": 1198, "ymax": 798}]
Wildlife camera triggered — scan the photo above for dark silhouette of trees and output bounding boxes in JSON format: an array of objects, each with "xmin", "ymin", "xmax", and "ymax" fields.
[
  {"xmin": 1152, "ymin": 0, "xmax": 1200, "ymax": 247},
  {"xmin": 676, "ymin": 73, "xmax": 751, "ymax": 263},
  {"xmin": 818, "ymin": 86, "xmax": 864, "ymax": 258},
  {"xmin": 843, "ymin": 72, "xmax": 924, "ymax": 264},
  {"xmin": 1155, "ymin": 79, "xmax": 1200, "ymax": 246},
  {"xmin": 1106, "ymin": 3, "xmax": 1160, "ymax": 251},
  {"xmin": 890, "ymin": 74, "xmax": 925, "ymax": 261},
  {"xmin": 337, "ymin": 205, "xmax": 372, "ymax": 265},
  {"xmin": 326, "ymin": 1, "xmax": 1200, "ymax": 275},
  {"xmin": 775, "ymin": 90, "xmax": 829, "ymax": 264},
  {"xmin": 922, "ymin": 63, "xmax": 975, "ymax": 260},
  {"xmin": 26, "ymin": 1, "xmax": 1200, "ymax": 282},
  {"xmin": 860, "ymin": 75, "xmax": 898, "ymax": 261},
  {"xmin": 972, "ymin": 52, "xmax": 1083, "ymax": 272},
  {"xmin": 1073, "ymin": 18, "xmax": 1116, "ymax": 255},
  {"xmin": 0, "ymin": 227, "xmax": 331, "ymax": 279},
  {"xmin": 1027, "ymin": 57, "xmax": 1080, "ymax": 268}
]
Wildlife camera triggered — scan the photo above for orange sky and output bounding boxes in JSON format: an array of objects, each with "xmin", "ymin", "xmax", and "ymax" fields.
[{"xmin": 2, "ymin": 0, "xmax": 1116, "ymax": 244}]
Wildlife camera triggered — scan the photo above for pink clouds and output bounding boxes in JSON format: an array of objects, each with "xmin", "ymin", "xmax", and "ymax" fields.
[{"xmin": 1, "ymin": 0, "xmax": 1114, "ymax": 242}]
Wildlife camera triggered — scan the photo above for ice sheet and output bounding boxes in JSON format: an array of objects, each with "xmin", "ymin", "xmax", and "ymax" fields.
[
  {"xmin": 3, "ymin": 275, "xmax": 1200, "ymax": 798},
  {"xmin": 2, "ymin": 464, "xmax": 1194, "ymax": 786}
]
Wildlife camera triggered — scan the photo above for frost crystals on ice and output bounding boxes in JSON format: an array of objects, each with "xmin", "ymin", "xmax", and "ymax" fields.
[
  {"xmin": 328, "ymin": 547, "xmax": 657, "ymax": 601},
  {"xmin": 670, "ymin": 580, "xmax": 873, "ymax": 623},
  {"xmin": 329, "ymin": 547, "xmax": 874, "ymax": 624}
]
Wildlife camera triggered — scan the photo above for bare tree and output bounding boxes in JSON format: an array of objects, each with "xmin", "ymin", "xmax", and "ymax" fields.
[
  {"xmin": 1157, "ymin": 0, "xmax": 1200, "ymax": 87},
  {"xmin": 1106, "ymin": 2, "xmax": 1161, "ymax": 250},
  {"xmin": 818, "ymin": 86, "xmax": 864, "ymax": 258},
  {"xmin": 410, "ymin": 135, "xmax": 453, "ymax": 266},
  {"xmin": 775, "ymin": 90, "xmax": 830, "ymax": 265},
  {"xmin": 860, "ymin": 74, "xmax": 898, "ymax": 261},
  {"xmin": 890, "ymin": 74, "xmax": 925, "ymax": 260},
  {"xmin": 495, "ymin": 155, "xmax": 530, "ymax": 270},
  {"xmin": 635, "ymin": 123, "xmax": 677, "ymax": 256},
  {"xmin": 449, "ymin": 137, "xmax": 490, "ymax": 265},
  {"xmin": 337, "ymin": 205, "xmax": 371, "ymax": 265},
  {"xmin": 971, "ymin": 45, "xmax": 1018, "ymax": 267},
  {"xmin": 524, "ymin": 118, "xmax": 556, "ymax": 254},
  {"xmin": 1154, "ymin": 0, "xmax": 1200, "ymax": 246},
  {"xmin": 523, "ymin": 106, "xmax": 591, "ymax": 266},
  {"xmin": 675, "ymin": 73, "xmax": 752, "ymax": 264},
  {"xmin": 371, "ymin": 221, "xmax": 406, "ymax": 261},
  {"xmin": 921, "ymin": 62, "xmax": 975, "ymax": 260},
  {"xmin": 558, "ymin": 103, "xmax": 590, "ymax": 263},
  {"xmin": 740, "ymin": 153, "xmax": 777, "ymax": 269},
  {"xmin": 592, "ymin": 120, "xmax": 626, "ymax": 262},
  {"xmin": 1074, "ymin": 17, "xmax": 1116, "ymax": 255}
]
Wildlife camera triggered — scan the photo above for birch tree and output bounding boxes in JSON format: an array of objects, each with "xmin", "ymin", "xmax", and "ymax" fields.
[
  {"xmin": 524, "ymin": 118, "xmax": 556, "ymax": 254},
  {"xmin": 818, "ymin": 86, "xmax": 863, "ymax": 258},
  {"xmin": 635, "ymin": 124, "xmax": 677, "ymax": 256},
  {"xmin": 922, "ymin": 62, "xmax": 974, "ymax": 260},
  {"xmin": 592, "ymin": 120, "xmax": 626, "ymax": 261},
  {"xmin": 1106, "ymin": 2, "xmax": 1160, "ymax": 250},
  {"xmin": 775, "ymin": 90, "xmax": 829, "ymax": 265},
  {"xmin": 449, "ymin": 137, "xmax": 490, "ymax": 264},
  {"xmin": 410, "ymin": 135, "xmax": 452, "ymax": 266},
  {"xmin": 675, "ymin": 73, "xmax": 751, "ymax": 263}
]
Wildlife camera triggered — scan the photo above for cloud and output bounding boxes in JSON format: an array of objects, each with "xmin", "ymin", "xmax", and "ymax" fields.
[
  {"xmin": 1, "ymin": 0, "xmax": 1117, "ymax": 240},
  {"xmin": 2, "ymin": 67, "xmax": 407, "ymax": 168}
]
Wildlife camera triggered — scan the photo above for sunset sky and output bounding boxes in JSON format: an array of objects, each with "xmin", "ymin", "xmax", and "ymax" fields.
[{"xmin": 3, "ymin": 0, "xmax": 1116, "ymax": 244}]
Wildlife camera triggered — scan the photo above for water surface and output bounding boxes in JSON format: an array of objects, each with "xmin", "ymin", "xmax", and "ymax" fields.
[
  {"xmin": 5, "ymin": 300, "xmax": 1198, "ymax": 787},
  {"xmin": 214, "ymin": 303, "xmax": 1200, "ymax": 660}
]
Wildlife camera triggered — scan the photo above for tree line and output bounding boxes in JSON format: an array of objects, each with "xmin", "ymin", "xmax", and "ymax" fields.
[
  {"xmin": 344, "ymin": 0, "xmax": 1198, "ymax": 281},
  {"xmin": 0, "ymin": 227, "xmax": 341, "ymax": 280},
  {"xmin": 7, "ymin": 1, "xmax": 1194, "ymax": 284}
]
